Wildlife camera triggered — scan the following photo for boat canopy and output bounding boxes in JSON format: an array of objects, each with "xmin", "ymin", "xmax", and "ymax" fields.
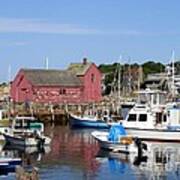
[{"xmin": 108, "ymin": 124, "xmax": 127, "ymax": 142}]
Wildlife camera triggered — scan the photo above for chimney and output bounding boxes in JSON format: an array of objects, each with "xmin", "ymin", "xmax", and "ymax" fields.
[{"xmin": 83, "ymin": 57, "xmax": 87, "ymax": 65}]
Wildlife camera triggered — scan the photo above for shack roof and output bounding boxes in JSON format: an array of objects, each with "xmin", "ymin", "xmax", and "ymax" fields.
[
  {"xmin": 21, "ymin": 69, "xmax": 82, "ymax": 87},
  {"xmin": 68, "ymin": 62, "xmax": 92, "ymax": 76}
]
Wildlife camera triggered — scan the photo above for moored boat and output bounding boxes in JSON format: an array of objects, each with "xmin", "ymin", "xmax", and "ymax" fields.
[
  {"xmin": 3, "ymin": 115, "xmax": 51, "ymax": 147},
  {"xmin": 69, "ymin": 114, "xmax": 109, "ymax": 128},
  {"xmin": 0, "ymin": 143, "xmax": 22, "ymax": 176},
  {"xmin": 91, "ymin": 125, "xmax": 147, "ymax": 154},
  {"xmin": 122, "ymin": 89, "xmax": 180, "ymax": 142},
  {"xmin": 3, "ymin": 133, "xmax": 51, "ymax": 147}
]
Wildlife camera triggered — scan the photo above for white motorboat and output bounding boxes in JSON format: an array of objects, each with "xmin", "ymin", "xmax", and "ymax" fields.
[
  {"xmin": 3, "ymin": 116, "xmax": 51, "ymax": 147},
  {"xmin": 122, "ymin": 89, "xmax": 180, "ymax": 142},
  {"xmin": 92, "ymin": 125, "xmax": 147, "ymax": 154}
]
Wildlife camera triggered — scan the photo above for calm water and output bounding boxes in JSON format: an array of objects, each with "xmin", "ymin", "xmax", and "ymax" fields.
[{"xmin": 1, "ymin": 125, "xmax": 180, "ymax": 180}]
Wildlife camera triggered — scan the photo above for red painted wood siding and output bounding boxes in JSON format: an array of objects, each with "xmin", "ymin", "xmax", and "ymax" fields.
[
  {"xmin": 10, "ymin": 70, "xmax": 33, "ymax": 103},
  {"xmin": 10, "ymin": 70, "xmax": 83, "ymax": 104},
  {"xmin": 32, "ymin": 86, "xmax": 83, "ymax": 103},
  {"xmin": 10, "ymin": 63, "xmax": 102, "ymax": 104},
  {"xmin": 78, "ymin": 63, "xmax": 102, "ymax": 102}
]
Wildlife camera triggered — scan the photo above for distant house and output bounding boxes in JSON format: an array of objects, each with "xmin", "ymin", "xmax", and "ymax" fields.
[{"xmin": 10, "ymin": 58, "xmax": 102, "ymax": 104}]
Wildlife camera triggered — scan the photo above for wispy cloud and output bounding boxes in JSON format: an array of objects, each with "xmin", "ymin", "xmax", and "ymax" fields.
[
  {"xmin": 0, "ymin": 40, "xmax": 29, "ymax": 47},
  {"xmin": 0, "ymin": 17, "xmax": 177, "ymax": 37},
  {"xmin": 0, "ymin": 17, "xmax": 102, "ymax": 35},
  {"xmin": 9, "ymin": 41, "xmax": 28, "ymax": 46}
]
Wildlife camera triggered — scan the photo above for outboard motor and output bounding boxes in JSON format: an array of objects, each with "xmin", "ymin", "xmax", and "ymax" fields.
[
  {"xmin": 37, "ymin": 138, "xmax": 45, "ymax": 150},
  {"xmin": 133, "ymin": 138, "xmax": 148, "ymax": 166}
]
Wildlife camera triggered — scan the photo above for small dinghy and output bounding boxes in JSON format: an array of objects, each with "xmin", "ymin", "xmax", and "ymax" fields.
[{"xmin": 92, "ymin": 124, "xmax": 147, "ymax": 154}]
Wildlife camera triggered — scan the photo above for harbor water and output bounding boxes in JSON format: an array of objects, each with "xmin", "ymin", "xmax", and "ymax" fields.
[{"xmin": 1, "ymin": 124, "xmax": 180, "ymax": 180}]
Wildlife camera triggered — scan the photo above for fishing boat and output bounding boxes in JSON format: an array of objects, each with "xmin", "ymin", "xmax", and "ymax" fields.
[
  {"xmin": 3, "ymin": 133, "xmax": 51, "ymax": 147},
  {"xmin": 3, "ymin": 116, "xmax": 51, "ymax": 147},
  {"xmin": 92, "ymin": 124, "xmax": 147, "ymax": 154},
  {"xmin": 121, "ymin": 89, "xmax": 180, "ymax": 142},
  {"xmin": 69, "ymin": 113, "xmax": 109, "ymax": 128}
]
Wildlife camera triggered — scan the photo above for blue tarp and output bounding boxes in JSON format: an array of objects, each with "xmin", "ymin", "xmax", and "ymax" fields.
[{"xmin": 108, "ymin": 124, "xmax": 127, "ymax": 142}]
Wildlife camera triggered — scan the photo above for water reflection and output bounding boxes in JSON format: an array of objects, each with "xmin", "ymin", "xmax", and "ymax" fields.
[
  {"xmin": 1, "ymin": 125, "xmax": 180, "ymax": 180},
  {"xmin": 42, "ymin": 126, "xmax": 100, "ymax": 171},
  {"xmin": 96, "ymin": 142, "xmax": 180, "ymax": 180},
  {"xmin": 136, "ymin": 142, "xmax": 180, "ymax": 179}
]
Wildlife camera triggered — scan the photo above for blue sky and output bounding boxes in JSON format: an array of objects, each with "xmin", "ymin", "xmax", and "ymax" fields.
[{"xmin": 0, "ymin": 0, "xmax": 180, "ymax": 82}]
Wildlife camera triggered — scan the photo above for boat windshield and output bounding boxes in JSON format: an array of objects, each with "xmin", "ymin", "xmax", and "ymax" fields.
[
  {"xmin": 14, "ymin": 118, "xmax": 42, "ymax": 131},
  {"xmin": 137, "ymin": 91, "xmax": 166, "ymax": 105}
]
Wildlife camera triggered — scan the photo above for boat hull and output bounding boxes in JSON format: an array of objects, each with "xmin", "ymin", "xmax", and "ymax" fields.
[
  {"xmin": 3, "ymin": 134, "xmax": 51, "ymax": 147},
  {"xmin": 125, "ymin": 128, "xmax": 180, "ymax": 142},
  {"xmin": 0, "ymin": 158, "xmax": 22, "ymax": 176},
  {"xmin": 69, "ymin": 114, "xmax": 109, "ymax": 128},
  {"xmin": 91, "ymin": 131, "xmax": 138, "ymax": 154}
]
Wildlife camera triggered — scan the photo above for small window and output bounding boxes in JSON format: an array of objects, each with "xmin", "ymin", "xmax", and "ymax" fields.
[
  {"xmin": 127, "ymin": 114, "xmax": 137, "ymax": 121},
  {"xmin": 91, "ymin": 74, "xmax": 95, "ymax": 83},
  {"xmin": 59, "ymin": 89, "xmax": 66, "ymax": 95},
  {"xmin": 15, "ymin": 119, "xmax": 23, "ymax": 129},
  {"xmin": 63, "ymin": 89, "xmax": 66, "ymax": 94},
  {"xmin": 139, "ymin": 114, "xmax": 147, "ymax": 122},
  {"xmin": 163, "ymin": 114, "xmax": 167, "ymax": 122}
]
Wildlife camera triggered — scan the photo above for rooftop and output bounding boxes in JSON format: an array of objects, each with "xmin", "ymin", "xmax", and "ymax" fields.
[
  {"xmin": 22, "ymin": 69, "xmax": 82, "ymax": 87},
  {"xmin": 67, "ymin": 58, "xmax": 92, "ymax": 76}
]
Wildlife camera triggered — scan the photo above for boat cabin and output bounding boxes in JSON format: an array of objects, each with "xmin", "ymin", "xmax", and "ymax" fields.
[
  {"xmin": 11, "ymin": 116, "xmax": 44, "ymax": 135},
  {"xmin": 136, "ymin": 89, "xmax": 166, "ymax": 107},
  {"xmin": 123, "ymin": 90, "xmax": 168, "ymax": 129},
  {"xmin": 123, "ymin": 106, "xmax": 168, "ymax": 129},
  {"xmin": 166, "ymin": 106, "xmax": 180, "ymax": 128}
]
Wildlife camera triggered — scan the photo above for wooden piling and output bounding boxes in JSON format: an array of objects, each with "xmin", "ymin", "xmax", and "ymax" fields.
[{"xmin": 16, "ymin": 166, "xmax": 39, "ymax": 180}]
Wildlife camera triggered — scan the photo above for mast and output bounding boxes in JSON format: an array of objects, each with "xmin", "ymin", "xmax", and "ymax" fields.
[
  {"xmin": 171, "ymin": 50, "xmax": 175, "ymax": 99},
  {"xmin": 45, "ymin": 57, "xmax": 49, "ymax": 70},
  {"xmin": 117, "ymin": 55, "xmax": 122, "ymax": 101},
  {"xmin": 8, "ymin": 64, "xmax": 11, "ymax": 83},
  {"xmin": 7, "ymin": 64, "xmax": 12, "ymax": 118},
  {"xmin": 128, "ymin": 57, "xmax": 131, "ymax": 96},
  {"xmin": 116, "ymin": 55, "xmax": 122, "ymax": 114}
]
